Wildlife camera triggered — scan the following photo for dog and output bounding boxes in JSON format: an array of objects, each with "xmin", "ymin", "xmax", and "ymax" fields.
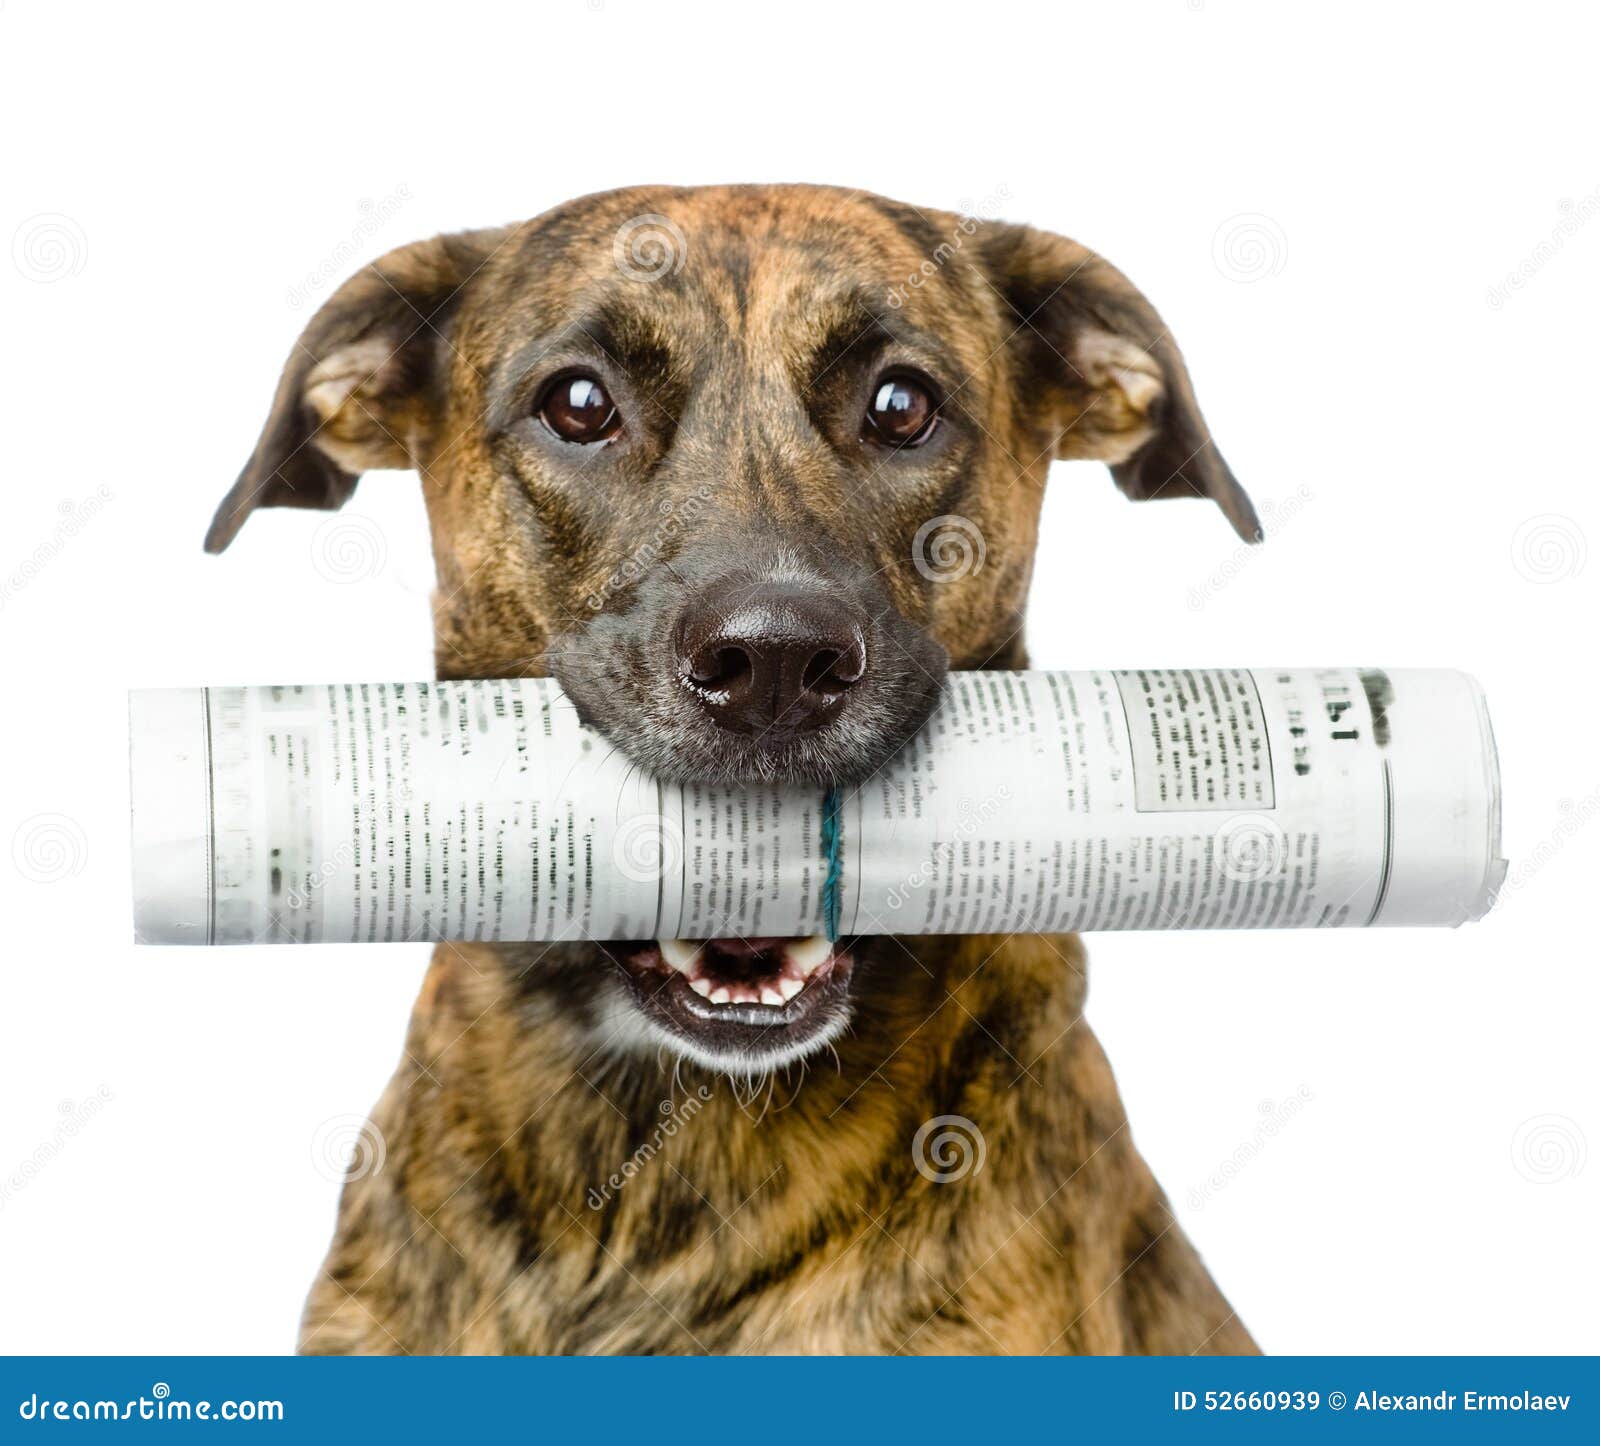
[{"xmin": 208, "ymin": 184, "xmax": 1261, "ymax": 1354}]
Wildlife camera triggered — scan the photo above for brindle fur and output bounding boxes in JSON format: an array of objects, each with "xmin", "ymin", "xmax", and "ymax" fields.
[{"xmin": 211, "ymin": 184, "xmax": 1259, "ymax": 1355}]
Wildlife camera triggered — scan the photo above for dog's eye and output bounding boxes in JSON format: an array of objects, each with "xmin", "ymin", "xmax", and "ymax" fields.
[
  {"xmin": 863, "ymin": 373, "xmax": 939, "ymax": 448},
  {"xmin": 538, "ymin": 372, "xmax": 621, "ymax": 444}
]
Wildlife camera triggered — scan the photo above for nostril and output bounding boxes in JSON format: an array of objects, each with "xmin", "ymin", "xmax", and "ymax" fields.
[
  {"xmin": 711, "ymin": 646, "xmax": 752, "ymax": 692},
  {"xmin": 687, "ymin": 644, "xmax": 753, "ymax": 695},
  {"xmin": 802, "ymin": 650, "xmax": 842, "ymax": 695},
  {"xmin": 801, "ymin": 636, "xmax": 867, "ymax": 696}
]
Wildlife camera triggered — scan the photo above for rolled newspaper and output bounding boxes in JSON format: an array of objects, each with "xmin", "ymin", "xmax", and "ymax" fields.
[{"xmin": 129, "ymin": 669, "xmax": 1503, "ymax": 945}]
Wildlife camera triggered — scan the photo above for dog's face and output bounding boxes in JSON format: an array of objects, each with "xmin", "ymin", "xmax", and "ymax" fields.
[{"xmin": 211, "ymin": 184, "xmax": 1255, "ymax": 1074}]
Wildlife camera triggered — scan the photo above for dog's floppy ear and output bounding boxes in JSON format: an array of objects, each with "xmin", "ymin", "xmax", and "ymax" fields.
[
  {"xmin": 978, "ymin": 224, "xmax": 1259, "ymax": 542},
  {"xmin": 205, "ymin": 226, "xmax": 512, "ymax": 553}
]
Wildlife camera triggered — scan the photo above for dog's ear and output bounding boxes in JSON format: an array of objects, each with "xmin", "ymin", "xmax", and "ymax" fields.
[
  {"xmin": 205, "ymin": 226, "xmax": 512, "ymax": 553},
  {"xmin": 977, "ymin": 224, "xmax": 1259, "ymax": 542}
]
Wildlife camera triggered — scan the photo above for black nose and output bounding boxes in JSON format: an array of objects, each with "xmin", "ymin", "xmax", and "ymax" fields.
[{"xmin": 676, "ymin": 583, "xmax": 868, "ymax": 734}]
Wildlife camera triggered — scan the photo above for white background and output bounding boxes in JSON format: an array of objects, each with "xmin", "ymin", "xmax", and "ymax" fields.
[{"xmin": 2, "ymin": 1, "xmax": 1596, "ymax": 1355}]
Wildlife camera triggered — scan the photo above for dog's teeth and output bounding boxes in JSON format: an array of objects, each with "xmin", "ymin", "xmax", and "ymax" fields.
[
  {"xmin": 784, "ymin": 935, "xmax": 833, "ymax": 975},
  {"xmin": 657, "ymin": 939, "xmax": 701, "ymax": 973},
  {"xmin": 676, "ymin": 937, "xmax": 830, "ymax": 1009}
]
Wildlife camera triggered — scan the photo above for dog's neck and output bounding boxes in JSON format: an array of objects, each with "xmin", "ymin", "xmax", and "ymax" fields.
[
  {"xmin": 400, "ymin": 934, "xmax": 1090, "ymax": 1231},
  {"xmin": 306, "ymin": 929, "xmax": 1260, "ymax": 1354}
]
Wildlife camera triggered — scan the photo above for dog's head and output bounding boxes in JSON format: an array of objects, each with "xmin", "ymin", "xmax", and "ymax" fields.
[{"xmin": 211, "ymin": 184, "xmax": 1254, "ymax": 1075}]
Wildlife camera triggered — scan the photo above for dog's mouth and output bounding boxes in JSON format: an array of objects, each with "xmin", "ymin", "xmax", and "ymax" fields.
[{"xmin": 613, "ymin": 935, "xmax": 855, "ymax": 1071}]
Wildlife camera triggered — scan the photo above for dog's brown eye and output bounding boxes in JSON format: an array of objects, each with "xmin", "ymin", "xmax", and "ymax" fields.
[
  {"xmin": 864, "ymin": 373, "xmax": 939, "ymax": 447},
  {"xmin": 538, "ymin": 372, "xmax": 620, "ymax": 444}
]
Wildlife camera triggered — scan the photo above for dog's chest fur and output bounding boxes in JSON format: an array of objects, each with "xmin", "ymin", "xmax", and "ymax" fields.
[{"xmin": 300, "ymin": 937, "xmax": 1253, "ymax": 1355}]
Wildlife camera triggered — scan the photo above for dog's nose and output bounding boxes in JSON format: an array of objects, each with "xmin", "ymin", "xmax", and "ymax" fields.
[{"xmin": 676, "ymin": 583, "xmax": 868, "ymax": 734}]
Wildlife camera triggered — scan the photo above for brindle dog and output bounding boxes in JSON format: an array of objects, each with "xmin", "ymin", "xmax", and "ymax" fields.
[{"xmin": 209, "ymin": 184, "xmax": 1261, "ymax": 1354}]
